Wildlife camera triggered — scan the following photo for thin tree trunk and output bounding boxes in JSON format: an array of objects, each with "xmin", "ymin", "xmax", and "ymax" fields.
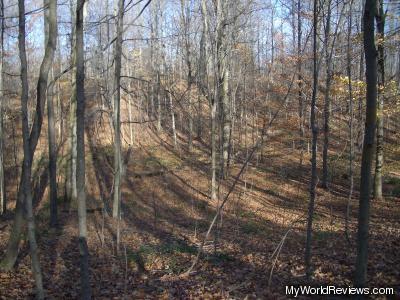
[
  {"xmin": 18, "ymin": 0, "xmax": 44, "ymax": 297},
  {"xmin": 0, "ymin": 0, "xmax": 5, "ymax": 215},
  {"xmin": 69, "ymin": 0, "xmax": 78, "ymax": 207},
  {"xmin": 373, "ymin": 0, "xmax": 384, "ymax": 200},
  {"xmin": 75, "ymin": 0, "xmax": 91, "ymax": 297},
  {"xmin": 322, "ymin": 0, "xmax": 332, "ymax": 188},
  {"xmin": 169, "ymin": 92, "xmax": 177, "ymax": 149},
  {"xmin": 345, "ymin": 0, "xmax": 354, "ymax": 242},
  {"xmin": 297, "ymin": 0, "xmax": 304, "ymax": 164},
  {"xmin": 354, "ymin": 0, "xmax": 377, "ymax": 288},
  {"xmin": 216, "ymin": 0, "xmax": 230, "ymax": 178},
  {"xmin": 47, "ymin": 2, "xmax": 59, "ymax": 226},
  {"xmin": 0, "ymin": 0, "xmax": 58, "ymax": 271},
  {"xmin": 305, "ymin": 0, "xmax": 319, "ymax": 280},
  {"xmin": 112, "ymin": 0, "xmax": 125, "ymax": 219}
]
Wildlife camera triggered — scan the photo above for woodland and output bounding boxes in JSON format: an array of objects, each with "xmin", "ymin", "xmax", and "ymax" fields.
[{"xmin": 0, "ymin": 0, "xmax": 399, "ymax": 298}]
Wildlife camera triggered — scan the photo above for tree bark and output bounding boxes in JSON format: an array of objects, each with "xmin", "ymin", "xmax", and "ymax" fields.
[
  {"xmin": 345, "ymin": 0, "xmax": 354, "ymax": 242},
  {"xmin": 297, "ymin": 0, "xmax": 304, "ymax": 165},
  {"xmin": 75, "ymin": 0, "xmax": 91, "ymax": 298},
  {"xmin": 112, "ymin": 0, "xmax": 125, "ymax": 219},
  {"xmin": 354, "ymin": 0, "xmax": 377, "ymax": 288},
  {"xmin": 373, "ymin": 0, "xmax": 384, "ymax": 200},
  {"xmin": 322, "ymin": 0, "xmax": 332, "ymax": 188},
  {"xmin": 0, "ymin": 0, "xmax": 58, "ymax": 271},
  {"xmin": 0, "ymin": 0, "xmax": 5, "ymax": 215},
  {"xmin": 305, "ymin": 0, "xmax": 319, "ymax": 280},
  {"xmin": 18, "ymin": 0, "xmax": 45, "ymax": 297},
  {"xmin": 216, "ymin": 0, "xmax": 230, "ymax": 178},
  {"xmin": 69, "ymin": 0, "xmax": 78, "ymax": 206},
  {"xmin": 46, "ymin": 0, "xmax": 58, "ymax": 228}
]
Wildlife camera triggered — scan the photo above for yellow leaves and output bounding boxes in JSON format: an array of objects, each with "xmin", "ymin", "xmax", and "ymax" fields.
[{"xmin": 331, "ymin": 75, "xmax": 366, "ymax": 101}]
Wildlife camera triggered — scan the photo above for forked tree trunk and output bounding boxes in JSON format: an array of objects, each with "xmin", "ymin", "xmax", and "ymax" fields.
[
  {"xmin": 18, "ymin": 0, "xmax": 48, "ymax": 297},
  {"xmin": 0, "ymin": 0, "xmax": 58, "ymax": 271}
]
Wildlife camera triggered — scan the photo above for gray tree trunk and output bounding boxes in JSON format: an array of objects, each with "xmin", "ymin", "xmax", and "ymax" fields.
[
  {"xmin": 216, "ymin": 0, "xmax": 230, "ymax": 178},
  {"xmin": 322, "ymin": 0, "xmax": 332, "ymax": 188},
  {"xmin": 112, "ymin": 0, "xmax": 125, "ymax": 219},
  {"xmin": 0, "ymin": 0, "xmax": 5, "ymax": 215},
  {"xmin": 18, "ymin": 0, "xmax": 46, "ymax": 297},
  {"xmin": 373, "ymin": 0, "xmax": 384, "ymax": 200},
  {"xmin": 0, "ymin": 0, "xmax": 58, "ymax": 271},
  {"xmin": 345, "ymin": 0, "xmax": 354, "ymax": 242},
  {"xmin": 354, "ymin": 0, "xmax": 378, "ymax": 288},
  {"xmin": 75, "ymin": 0, "xmax": 91, "ymax": 298},
  {"xmin": 180, "ymin": 0, "xmax": 193, "ymax": 151},
  {"xmin": 69, "ymin": 0, "xmax": 78, "ymax": 207},
  {"xmin": 46, "ymin": 0, "xmax": 58, "ymax": 227},
  {"xmin": 305, "ymin": 0, "xmax": 319, "ymax": 280}
]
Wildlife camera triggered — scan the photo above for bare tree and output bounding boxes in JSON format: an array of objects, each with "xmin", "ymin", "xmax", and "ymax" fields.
[
  {"xmin": 45, "ymin": 0, "xmax": 59, "ymax": 227},
  {"xmin": 112, "ymin": 0, "xmax": 125, "ymax": 219},
  {"xmin": 18, "ymin": 0, "xmax": 51, "ymax": 297},
  {"xmin": 0, "ymin": 0, "xmax": 5, "ymax": 215},
  {"xmin": 322, "ymin": 0, "xmax": 333, "ymax": 188},
  {"xmin": 345, "ymin": 0, "xmax": 354, "ymax": 242},
  {"xmin": 75, "ymin": 0, "xmax": 91, "ymax": 298},
  {"xmin": 1, "ymin": 0, "xmax": 58, "ymax": 271},
  {"xmin": 215, "ymin": 0, "xmax": 230, "ymax": 178},
  {"xmin": 305, "ymin": 0, "xmax": 319, "ymax": 280},
  {"xmin": 355, "ymin": 0, "xmax": 378, "ymax": 288},
  {"xmin": 373, "ymin": 0, "xmax": 384, "ymax": 200}
]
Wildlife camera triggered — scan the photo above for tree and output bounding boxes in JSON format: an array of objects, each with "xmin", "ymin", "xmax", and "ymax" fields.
[
  {"xmin": 1, "ymin": 0, "xmax": 58, "ymax": 271},
  {"xmin": 180, "ymin": 0, "xmax": 194, "ymax": 151},
  {"xmin": 0, "ymin": 0, "xmax": 5, "ymax": 215},
  {"xmin": 354, "ymin": 0, "xmax": 378, "ymax": 288},
  {"xmin": 215, "ymin": 0, "xmax": 230, "ymax": 178},
  {"xmin": 45, "ymin": 0, "xmax": 59, "ymax": 227},
  {"xmin": 69, "ymin": 0, "xmax": 78, "ymax": 207},
  {"xmin": 345, "ymin": 0, "xmax": 354, "ymax": 242},
  {"xmin": 297, "ymin": 0, "xmax": 304, "ymax": 163},
  {"xmin": 373, "ymin": 0, "xmax": 384, "ymax": 200},
  {"xmin": 322, "ymin": 0, "xmax": 333, "ymax": 188},
  {"xmin": 75, "ymin": 0, "xmax": 91, "ymax": 297},
  {"xmin": 305, "ymin": 0, "xmax": 319, "ymax": 280},
  {"xmin": 112, "ymin": 0, "xmax": 125, "ymax": 219},
  {"xmin": 18, "ymin": 0, "xmax": 49, "ymax": 297}
]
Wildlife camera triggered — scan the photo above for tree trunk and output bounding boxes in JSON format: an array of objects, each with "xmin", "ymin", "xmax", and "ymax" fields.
[
  {"xmin": 322, "ymin": 0, "xmax": 332, "ymax": 188},
  {"xmin": 75, "ymin": 0, "xmax": 91, "ymax": 298},
  {"xmin": 373, "ymin": 0, "xmax": 384, "ymax": 200},
  {"xmin": 69, "ymin": 0, "xmax": 78, "ymax": 207},
  {"xmin": 18, "ymin": 0, "xmax": 45, "ymax": 297},
  {"xmin": 297, "ymin": 0, "xmax": 304, "ymax": 165},
  {"xmin": 354, "ymin": 0, "xmax": 377, "ymax": 288},
  {"xmin": 345, "ymin": 0, "xmax": 354, "ymax": 242},
  {"xmin": 216, "ymin": 0, "xmax": 230, "ymax": 178},
  {"xmin": 0, "ymin": 0, "xmax": 5, "ymax": 215},
  {"xmin": 0, "ymin": 0, "xmax": 58, "ymax": 271},
  {"xmin": 46, "ymin": 0, "xmax": 58, "ymax": 227},
  {"xmin": 112, "ymin": 0, "xmax": 125, "ymax": 219},
  {"xmin": 305, "ymin": 0, "xmax": 319, "ymax": 280}
]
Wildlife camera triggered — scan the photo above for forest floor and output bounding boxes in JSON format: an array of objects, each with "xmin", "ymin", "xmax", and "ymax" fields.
[{"xmin": 1, "ymin": 94, "xmax": 400, "ymax": 299}]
